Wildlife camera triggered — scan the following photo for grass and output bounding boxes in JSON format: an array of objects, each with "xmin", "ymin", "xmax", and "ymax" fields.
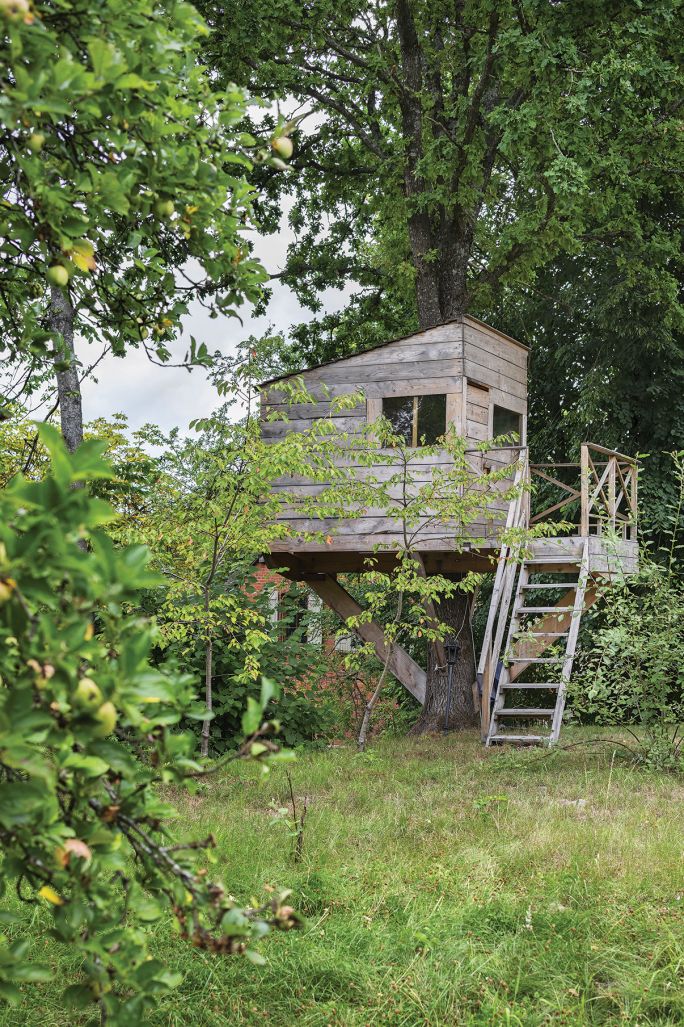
[{"xmin": 2, "ymin": 729, "xmax": 684, "ymax": 1025}]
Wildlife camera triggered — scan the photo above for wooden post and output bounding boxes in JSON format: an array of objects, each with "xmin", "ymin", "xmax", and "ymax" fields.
[
  {"xmin": 580, "ymin": 444, "xmax": 589, "ymax": 536},
  {"xmin": 608, "ymin": 456, "xmax": 616, "ymax": 533},
  {"xmin": 480, "ymin": 647, "xmax": 492, "ymax": 740}
]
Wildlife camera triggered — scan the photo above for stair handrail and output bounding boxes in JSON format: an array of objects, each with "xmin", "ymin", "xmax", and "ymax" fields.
[{"xmin": 476, "ymin": 450, "xmax": 529, "ymax": 736}]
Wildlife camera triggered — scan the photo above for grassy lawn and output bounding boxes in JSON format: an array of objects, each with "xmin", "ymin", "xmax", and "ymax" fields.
[{"xmin": 2, "ymin": 730, "xmax": 684, "ymax": 1026}]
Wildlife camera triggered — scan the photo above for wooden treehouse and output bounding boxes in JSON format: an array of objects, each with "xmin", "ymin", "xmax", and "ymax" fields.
[{"xmin": 259, "ymin": 316, "xmax": 639, "ymax": 745}]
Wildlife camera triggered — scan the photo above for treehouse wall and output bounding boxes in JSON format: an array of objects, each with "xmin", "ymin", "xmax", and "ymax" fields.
[{"xmin": 260, "ymin": 316, "xmax": 528, "ymax": 562}]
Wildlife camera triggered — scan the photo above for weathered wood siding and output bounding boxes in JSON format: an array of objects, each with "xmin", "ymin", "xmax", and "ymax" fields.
[
  {"xmin": 260, "ymin": 317, "xmax": 528, "ymax": 555},
  {"xmin": 463, "ymin": 318, "xmax": 528, "ymax": 445}
]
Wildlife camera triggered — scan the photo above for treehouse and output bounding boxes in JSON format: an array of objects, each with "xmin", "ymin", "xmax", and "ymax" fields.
[{"xmin": 259, "ymin": 315, "xmax": 639, "ymax": 746}]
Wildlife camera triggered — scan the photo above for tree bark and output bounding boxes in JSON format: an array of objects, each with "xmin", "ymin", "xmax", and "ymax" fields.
[
  {"xmin": 49, "ymin": 284, "xmax": 83, "ymax": 453},
  {"xmin": 410, "ymin": 591, "xmax": 478, "ymax": 734},
  {"xmin": 395, "ymin": 0, "xmax": 443, "ymax": 330},
  {"xmin": 201, "ymin": 635, "xmax": 213, "ymax": 758}
]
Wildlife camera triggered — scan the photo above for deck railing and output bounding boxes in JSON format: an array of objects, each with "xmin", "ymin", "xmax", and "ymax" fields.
[{"xmin": 530, "ymin": 443, "xmax": 638, "ymax": 541}]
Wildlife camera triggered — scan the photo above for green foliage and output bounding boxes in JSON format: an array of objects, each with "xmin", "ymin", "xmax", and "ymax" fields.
[
  {"xmin": 570, "ymin": 452, "xmax": 684, "ymax": 767},
  {"xmin": 571, "ymin": 562, "xmax": 684, "ymax": 768},
  {"xmin": 172, "ymin": 578, "xmax": 342, "ymax": 750},
  {"xmin": 198, "ymin": 0, "xmax": 683, "ymax": 365},
  {"xmin": 0, "ymin": 427, "xmax": 299, "ymax": 1022},
  {"xmin": 0, "ymin": 0, "xmax": 275, "ymax": 387}
]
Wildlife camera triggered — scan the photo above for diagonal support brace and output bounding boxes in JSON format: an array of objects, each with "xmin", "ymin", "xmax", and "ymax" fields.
[{"xmin": 304, "ymin": 574, "xmax": 426, "ymax": 704}]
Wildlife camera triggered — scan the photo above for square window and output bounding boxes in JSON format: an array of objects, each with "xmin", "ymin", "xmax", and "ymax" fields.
[
  {"xmin": 493, "ymin": 404, "xmax": 522, "ymax": 440},
  {"xmin": 381, "ymin": 395, "xmax": 446, "ymax": 447}
]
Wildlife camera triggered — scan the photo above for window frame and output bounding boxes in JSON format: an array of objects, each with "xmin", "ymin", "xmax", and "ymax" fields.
[
  {"xmin": 380, "ymin": 393, "xmax": 447, "ymax": 448},
  {"xmin": 492, "ymin": 402, "xmax": 523, "ymax": 442}
]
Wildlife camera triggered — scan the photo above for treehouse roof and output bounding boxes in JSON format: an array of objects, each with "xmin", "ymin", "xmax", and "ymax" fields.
[{"xmin": 258, "ymin": 314, "xmax": 528, "ymax": 387}]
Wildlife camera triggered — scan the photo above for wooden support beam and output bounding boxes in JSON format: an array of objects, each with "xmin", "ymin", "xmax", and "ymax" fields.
[
  {"xmin": 304, "ymin": 574, "xmax": 426, "ymax": 704},
  {"xmin": 508, "ymin": 585, "xmax": 598, "ymax": 680}
]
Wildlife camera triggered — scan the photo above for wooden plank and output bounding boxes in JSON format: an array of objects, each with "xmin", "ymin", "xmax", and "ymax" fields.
[
  {"xmin": 264, "ymin": 378, "xmax": 463, "ymax": 404},
  {"xmin": 263, "ymin": 400, "xmax": 365, "ymax": 419},
  {"xmin": 463, "ymin": 343, "xmax": 528, "ymax": 386},
  {"xmin": 305, "ymin": 574, "xmax": 426, "ymax": 704},
  {"xmin": 464, "ymin": 324, "xmax": 529, "ymax": 372},
  {"xmin": 342, "ymin": 340, "xmax": 462, "ymax": 366},
  {"xmin": 270, "ymin": 532, "xmax": 503, "ymax": 553},
  {"xmin": 580, "ymin": 444, "xmax": 590, "ymax": 536},
  {"xmin": 463, "ymin": 358, "xmax": 528, "ymax": 399},
  {"xmin": 463, "ymin": 315, "xmax": 529, "ymax": 355},
  {"xmin": 302, "ymin": 358, "xmax": 462, "ymax": 386},
  {"xmin": 261, "ymin": 415, "xmax": 365, "ymax": 437},
  {"xmin": 466, "ymin": 420, "xmax": 489, "ymax": 442},
  {"xmin": 446, "ymin": 392, "xmax": 463, "ymax": 434},
  {"xmin": 467, "ymin": 402, "xmax": 489, "ymax": 424}
]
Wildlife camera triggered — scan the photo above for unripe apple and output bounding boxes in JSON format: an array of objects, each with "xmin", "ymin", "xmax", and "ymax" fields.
[
  {"xmin": 0, "ymin": 579, "xmax": 15, "ymax": 604},
  {"xmin": 153, "ymin": 198, "xmax": 175, "ymax": 219},
  {"xmin": 28, "ymin": 132, "xmax": 45, "ymax": 152},
  {"xmin": 73, "ymin": 676, "xmax": 102, "ymax": 711},
  {"xmin": 271, "ymin": 136, "xmax": 293, "ymax": 160},
  {"xmin": 92, "ymin": 701, "xmax": 117, "ymax": 738},
  {"xmin": 46, "ymin": 264, "xmax": 69, "ymax": 288},
  {"xmin": 0, "ymin": 0, "xmax": 30, "ymax": 21}
]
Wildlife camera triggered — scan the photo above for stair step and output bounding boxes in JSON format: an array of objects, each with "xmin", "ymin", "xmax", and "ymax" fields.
[
  {"xmin": 527, "ymin": 556, "xmax": 581, "ymax": 563},
  {"xmin": 515, "ymin": 606, "xmax": 575, "ymax": 614},
  {"xmin": 496, "ymin": 708, "xmax": 555, "ymax": 717},
  {"xmin": 501, "ymin": 682, "xmax": 560, "ymax": 689},
  {"xmin": 521, "ymin": 583, "xmax": 578, "ymax": 589},
  {"xmin": 516, "ymin": 630, "xmax": 569, "ymax": 637},
  {"xmin": 508, "ymin": 656, "xmax": 565, "ymax": 663},
  {"xmin": 488, "ymin": 734, "xmax": 549, "ymax": 744}
]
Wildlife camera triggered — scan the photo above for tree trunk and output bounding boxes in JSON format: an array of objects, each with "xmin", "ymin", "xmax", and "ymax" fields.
[
  {"xmin": 49, "ymin": 284, "xmax": 83, "ymax": 453},
  {"xmin": 201, "ymin": 635, "xmax": 213, "ymax": 757},
  {"xmin": 395, "ymin": 0, "xmax": 442, "ymax": 330},
  {"xmin": 410, "ymin": 591, "xmax": 478, "ymax": 734},
  {"xmin": 438, "ymin": 215, "xmax": 472, "ymax": 321}
]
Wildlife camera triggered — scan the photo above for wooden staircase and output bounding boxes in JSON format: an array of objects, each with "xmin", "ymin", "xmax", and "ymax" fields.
[
  {"xmin": 476, "ymin": 443, "xmax": 638, "ymax": 747},
  {"xmin": 486, "ymin": 539, "xmax": 590, "ymax": 746}
]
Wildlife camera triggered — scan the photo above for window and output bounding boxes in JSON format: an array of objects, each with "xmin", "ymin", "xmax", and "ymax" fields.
[
  {"xmin": 382, "ymin": 394, "xmax": 446, "ymax": 446},
  {"xmin": 493, "ymin": 404, "xmax": 522, "ymax": 441}
]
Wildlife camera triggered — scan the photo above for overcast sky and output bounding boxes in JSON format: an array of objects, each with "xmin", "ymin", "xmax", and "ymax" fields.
[{"xmin": 78, "ymin": 207, "xmax": 350, "ymax": 435}]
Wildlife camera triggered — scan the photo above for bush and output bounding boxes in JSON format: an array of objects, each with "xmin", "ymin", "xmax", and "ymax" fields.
[{"xmin": 571, "ymin": 452, "xmax": 684, "ymax": 767}]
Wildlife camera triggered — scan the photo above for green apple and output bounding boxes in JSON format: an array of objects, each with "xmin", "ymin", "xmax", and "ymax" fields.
[
  {"xmin": 0, "ymin": 0, "xmax": 30, "ymax": 21},
  {"xmin": 28, "ymin": 132, "xmax": 45, "ymax": 152},
  {"xmin": 46, "ymin": 264, "xmax": 69, "ymax": 288},
  {"xmin": 73, "ymin": 676, "xmax": 102, "ymax": 711},
  {"xmin": 92, "ymin": 701, "xmax": 117, "ymax": 738},
  {"xmin": 153, "ymin": 198, "xmax": 175, "ymax": 219},
  {"xmin": 272, "ymin": 136, "xmax": 293, "ymax": 160}
]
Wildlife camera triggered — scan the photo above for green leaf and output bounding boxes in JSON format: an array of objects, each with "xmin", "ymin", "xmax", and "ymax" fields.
[
  {"xmin": 0, "ymin": 982, "xmax": 21, "ymax": 1005},
  {"xmin": 259, "ymin": 676, "xmax": 278, "ymax": 710},
  {"xmin": 241, "ymin": 697, "xmax": 262, "ymax": 737}
]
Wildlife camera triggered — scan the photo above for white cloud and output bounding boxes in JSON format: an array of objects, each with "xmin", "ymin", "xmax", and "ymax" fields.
[{"xmin": 80, "ymin": 201, "xmax": 352, "ymax": 435}]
